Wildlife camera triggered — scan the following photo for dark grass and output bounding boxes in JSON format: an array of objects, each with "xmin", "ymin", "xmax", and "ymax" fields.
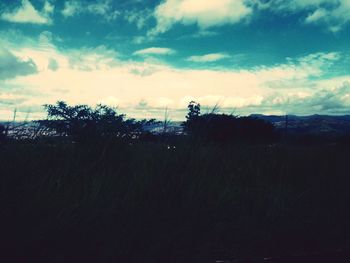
[{"xmin": 1, "ymin": 139, "xmax": 350, "ymax": 262}]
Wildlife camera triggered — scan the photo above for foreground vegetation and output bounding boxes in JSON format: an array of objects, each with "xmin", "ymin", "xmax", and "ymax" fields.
[{"xmin": 1, "ymin": 102, "xmax": 350, "ymax": 262}]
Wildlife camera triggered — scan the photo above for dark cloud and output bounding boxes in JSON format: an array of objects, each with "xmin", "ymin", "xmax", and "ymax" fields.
[
  {"xmin": 307, "ymin": 82, "xmax": 350, "ymax": 112},
  {"xmin": 0, "ymin": 48, "xmax": 38, "ymax": 80},
  {"xmin": 257, "ymin": 81, "xmax": 350, "ymax": 115},
  {"xmin": 48, "ymin": 58, "xmax": 59, "ymax": 71}
]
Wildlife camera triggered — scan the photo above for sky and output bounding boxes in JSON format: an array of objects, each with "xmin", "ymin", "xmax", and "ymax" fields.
[{"xmin": 0, "ymin": 0, "xmax": 350, "ymax": 120}]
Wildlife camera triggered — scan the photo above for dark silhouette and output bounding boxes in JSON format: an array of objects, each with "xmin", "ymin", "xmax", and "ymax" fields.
[
  {"xmin": 183, "ymin": 101, "xmax": 275, "ymax": 142},
  {"xmin": 0, "ymin": 124, "xmax": 5, "ymax": 141},
  {"xmin": 186, "ymin": 100, "xmax": 201, "ymax": 121},
  {"xmin": 1, "ymin": 101, "xmax": 350, "ymax": 262},
  {"xmin": 37, "ymin": 101, "xmax": 156, "ymax": 142}
]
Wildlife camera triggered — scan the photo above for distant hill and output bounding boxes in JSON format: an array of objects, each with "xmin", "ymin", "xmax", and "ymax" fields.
[{"xmin": 250, "ymin": 114, "xmax": 350, "ymax": 136}]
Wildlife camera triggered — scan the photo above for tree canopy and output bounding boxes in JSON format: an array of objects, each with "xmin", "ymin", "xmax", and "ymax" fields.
[{"xmin": 38, "ymin": 101, "xmax": 155, "ymax": 142}]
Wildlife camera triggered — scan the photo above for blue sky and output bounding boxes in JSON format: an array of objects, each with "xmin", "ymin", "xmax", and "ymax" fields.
[{"xmin": 0, "ymin": 0, "xmax": 350, "ymax": 120}]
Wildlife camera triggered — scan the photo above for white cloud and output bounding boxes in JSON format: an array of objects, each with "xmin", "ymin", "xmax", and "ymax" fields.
[
  {"xmin": 0, "ymin": 31, "xmax": 349, "ymax": 120},
  {"xmin": 125, "ymin": 9, "xmax": 153, "ymax": 29},
  {"xmin": 0, "ymin": 0, "xmax": 53, "ymax": 24},
  {"xmin": 61, "ymin": 1, "xmax": 80, "ymax": 17},
  {"xmin": 61, "ymin": 0, "xmax": 119, "ymax": 20},
  {"xmin": 304, "ymin": 0, "xmax": 350, "ymax": 32},
  {"xmin": 260, "ymin": 81, "xmax": 350, "ymax": 115},
  {"xmin": 87, "ymin": 1, "xmax": 110, "ymax": 15},
  {"xmin": 150, "ymin": 0, "xmax": 252, "ymax": 35},
  {"xmin": 264, "ymin": 0, "xmax": 350, "ymax": 31},
  {"xmin": 187, "ymin": 53, "xmax": 230, "ymax": 62},
  {"xmin": 133, "ymin": 47, "xmax": 176, "ymax": 56},
  {"xmin": 43, "ymin": 1, "xmax": 54, "ymax": 14},
  {"xmin": 270, "ymin": 0, "xmax": 337, "ymax": 10},
  {"xmin": 149, "ymin": 0, "xmax": 350, "ymax": 34},
  {"xmin": 305, "ymin": 8, "xmax": 327, "ymax": 23},
  {"xmin": 255, "ymin": 52, "xmax": 341, "ymax": 84},
  {"xmin": 98, "ymin": 96, "xmax": 120, "ymax": 107},
  {"xmin": 192, "ymin": 30, "xmax": 219, "ymax": 38}
]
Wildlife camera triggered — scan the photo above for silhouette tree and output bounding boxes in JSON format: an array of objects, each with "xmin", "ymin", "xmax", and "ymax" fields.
[
  {"xmin": 186, "ymin": 101, "xmax": 201, "ymax": 121},
  {"xmin": 38, "ymin": 101, "xmax": 151, "ymax": 142},
  {"xmin": 182, "ymin": 101, "xmax": 201, "ymax": 135}
]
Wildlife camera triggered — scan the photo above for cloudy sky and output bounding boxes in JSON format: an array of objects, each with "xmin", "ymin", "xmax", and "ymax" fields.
[{"xmin": 1, "ymin": 0, "xmax": 350, "ymax": 120}]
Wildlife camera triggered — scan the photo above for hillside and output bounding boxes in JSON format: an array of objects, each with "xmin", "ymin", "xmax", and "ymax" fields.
[{"xmin": 251, "ymin": 114, "xmax": 350, "ymax": 136}]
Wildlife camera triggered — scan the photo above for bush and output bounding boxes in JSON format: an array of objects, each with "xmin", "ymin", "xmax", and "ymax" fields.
[
  {"xmin": 183, "ymin": 101, "xmax": 275, "ymax": 142},
  {"xmin": 236, "ymin": 116, "xmax": 275, "ymax": 142},
  {"xmin": 37, "ymin": 101, "xmax": 154, "ymax": 142}
]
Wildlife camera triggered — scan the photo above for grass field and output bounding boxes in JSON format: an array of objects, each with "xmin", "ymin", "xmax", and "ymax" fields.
[{"xmin": 1, "ymin": 138, "xmax": 350, "ymax": 262}]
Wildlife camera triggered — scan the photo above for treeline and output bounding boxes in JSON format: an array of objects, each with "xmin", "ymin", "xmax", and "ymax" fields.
[{"xmin": 0, "ymin": 100, "xmax": 275, "ymax": 144}]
